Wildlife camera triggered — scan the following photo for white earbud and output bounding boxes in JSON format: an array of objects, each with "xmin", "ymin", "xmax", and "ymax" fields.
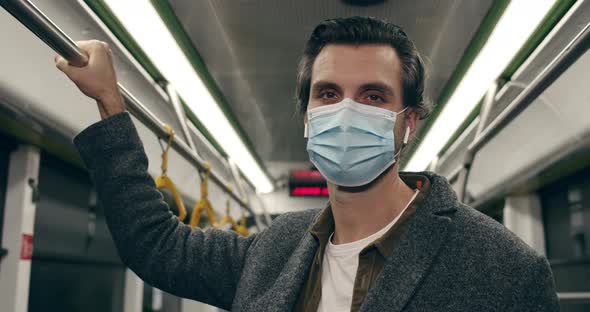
[
  {"xmin": 304, "ymin": 123, "xmax": 309, "ymax": 138},
  {"xmin": 403, "ymin": 126, "xmax": 410, "ymax": 145}
]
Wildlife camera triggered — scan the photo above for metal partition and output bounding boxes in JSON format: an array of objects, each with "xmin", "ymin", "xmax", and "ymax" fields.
[{"xmin": 0, "ymin": 0, "xmax": 260, "ymax": 215}]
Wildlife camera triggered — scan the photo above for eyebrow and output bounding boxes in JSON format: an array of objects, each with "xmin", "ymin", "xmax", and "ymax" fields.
[
  {"xmin": 310, "ymin": 80, "xmax": 341, "ymax": 94},
  {"xmin": 310, "ymin": 80, "xmax": 395, "ymax": 96},
  {"xmin": 359, "ymin": 82, "xmax": 395, "ymax": 97}
]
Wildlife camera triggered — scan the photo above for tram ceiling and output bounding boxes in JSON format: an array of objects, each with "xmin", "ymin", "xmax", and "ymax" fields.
[{"xmin": 167, "ymin": 0, "xmax": 495, "ymax": 162}]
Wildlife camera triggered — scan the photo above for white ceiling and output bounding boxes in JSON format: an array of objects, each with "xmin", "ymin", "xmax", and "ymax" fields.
[{"xmin": 168, "ymin": 0, "xmax": 495, "ymax": 163}]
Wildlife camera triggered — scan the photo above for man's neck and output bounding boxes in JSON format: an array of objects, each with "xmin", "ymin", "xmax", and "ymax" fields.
[{"xmin": 329, "ymin": 165, "xmax": 415, "ymax": 244}]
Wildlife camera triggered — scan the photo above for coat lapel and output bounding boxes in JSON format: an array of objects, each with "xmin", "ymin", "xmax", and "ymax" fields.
[
  {"xmin": 247, "ymin": 232, "xmax": 318, "ymax": 312},
  {"xmin": 360, "ymin": 172, "xmax": 458, "ymax": 312},
  {"xmin": 360, "ymin": 211, "xmax": 454, "ymax": 312}
]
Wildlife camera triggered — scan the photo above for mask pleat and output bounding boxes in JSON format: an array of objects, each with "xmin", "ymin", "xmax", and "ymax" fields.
[{"xmin": 306, "ymin": 98, "xmax": 402, "ymax": 186}]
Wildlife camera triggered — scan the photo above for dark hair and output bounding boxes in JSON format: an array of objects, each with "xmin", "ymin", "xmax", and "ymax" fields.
[{"xmin": 295, "ymin": 16, "xmax": 429, "ymax": 119}]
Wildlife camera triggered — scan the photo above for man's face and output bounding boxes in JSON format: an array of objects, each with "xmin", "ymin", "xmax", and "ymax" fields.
[{"xmin": 307, "ymin": 44, "xmax": 412, "ymax": 149}]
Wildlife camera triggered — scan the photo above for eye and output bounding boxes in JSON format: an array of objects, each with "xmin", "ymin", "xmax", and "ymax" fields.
[
  {"xmin": 320, "ymin": 91, "xmax": 338, "ymax": 99},
  {"xmin": 366, "ymin": 94, "xmax": 385, "ymax": 103}
]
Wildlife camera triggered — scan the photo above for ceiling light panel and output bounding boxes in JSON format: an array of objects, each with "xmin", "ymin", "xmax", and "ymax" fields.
[
  {"xmin": 103, "ymin": 0, "xmax": 273, "ymax": 193},
  {"xmin": 404, "ymin": 0, "xmax": 557, "ymax": 171}
]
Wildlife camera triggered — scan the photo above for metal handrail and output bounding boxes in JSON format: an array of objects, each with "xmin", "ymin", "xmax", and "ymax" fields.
[
  {"xmin": 1, "ymin": 0, "xmax": 88, "ymax": 67},
  {"xmin": 0, "ymin": 0, "xmax": 256, "ymax": 212},
  {"xmin": 441, "ymin": 21, "xmax": 590, "ymax": 202},
  {"xmin": 557, "ymin": 292, "xmax": 590, "ymax": 301},
  {"xmin": 467, "ymin": 22, "xmax": 590, "ymax": 154}
]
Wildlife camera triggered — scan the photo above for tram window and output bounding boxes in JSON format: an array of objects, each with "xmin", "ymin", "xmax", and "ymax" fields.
[
  {"xmin": 28, "ymin": 260, "xmax": 125, "ymax": 312},
  {"xmin": 27, "ymin": 152, "xmax": 126, "ymax": 311},
  {"xmin": 541, "ymin": 167, "xmax": 590, "ymax": 311},
  {"xmin": 542, "ymin": 168, "xmax": 590, "ymax": 261},
  {"xmin": 0, "ymin": 134, "xmax": 16, "ymax": 266}
]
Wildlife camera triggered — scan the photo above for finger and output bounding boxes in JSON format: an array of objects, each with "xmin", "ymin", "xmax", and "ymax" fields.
[
  {"xmin": 99, "ymin": 41, "xmax": 113, "ymax": 60},
  {"xmin": 55, "ymin": 55, "xmax": 69, "ymax": 73},
  {"xmin": 76, "ymin": 40, "xmax": 96, "ymax": 52}
]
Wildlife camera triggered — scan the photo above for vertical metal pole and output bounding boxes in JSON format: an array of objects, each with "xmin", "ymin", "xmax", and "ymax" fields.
[
  {"xmin": 227, "ymin": 158, "xmax": 263, "ymax": 230},
  {"xmin": 0, "ymin": 145, "xmax": 40, "ymax": 312},
  {"xmin": 227, "ymin": 158, "xmax": 248, "ymax": 205},
  {"xmin": 254, "ymin": 193, "xmax": 273, "ymax": 226},
  {"xmin": 181, "ymin": 298, "xmax": 222, "ymax": 312},
  {"xmin": 166, "ymin": 84, "xmax": 197, "ymax": 153},
  {"xmin": 228, "ymin": 158, "xmax": 272, "ymax": 227},
  {"xmin": 458, "ymin": 81, "xmax": 498, "ymax": 203},
  {"xmin": 503, "ymin": 194, "xmax": 547, "ymax": 256},
  {"xmin": 151, "ymin": 287, "xmax": 163, "ymax": 311},
  {"xmin": 123, "ymin": 269, "xmax": 144, "ymax": 312},
  {"xmin": 475, "ymin": 80, "xmax": 500, "ymax": 136}
]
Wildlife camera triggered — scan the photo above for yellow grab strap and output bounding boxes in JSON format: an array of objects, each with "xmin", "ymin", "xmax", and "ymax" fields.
[
  {"xmin": 190, "ymin": 163, "xmax": 217, "ymax": 228},
  {"xmin": 189, "ymin": 198, "xmax": 217, "ymax": 229},
  {"xmin": 214, "ymin": 199, "xmax": 236, "ymax": 229},
  {"xmin": 155, "ymin": 176, "xmax": 187, "ymax": 221},
  {"xmin": 234, "ymin": 213, "xmax": 250, "ymax": 236},
  {"xmin": 215, "ymin": 199, "xmax": 236, "ymax": 230},
  {"xmin": 155, "ymin": 125, "xmax": 187, "ymax": 221},
  {"xmin": 160, "ymin": 124, "xmax": 174, "ymax": 174}
]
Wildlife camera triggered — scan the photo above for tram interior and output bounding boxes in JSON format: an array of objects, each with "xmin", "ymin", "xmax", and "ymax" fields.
[{"xmin": 0, "ymin": 0, "xmax": 589, "ymax": 311}]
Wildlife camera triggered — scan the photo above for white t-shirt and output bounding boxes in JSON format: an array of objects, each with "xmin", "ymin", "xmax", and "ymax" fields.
[{"xmin": 317, "ymin": 190, "xmax": 419, "ymax": 312}]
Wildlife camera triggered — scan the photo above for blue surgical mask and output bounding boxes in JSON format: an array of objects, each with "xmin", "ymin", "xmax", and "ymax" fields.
[{"xmin": 305, "ymin": 98, "xmax": 408, "ymax": 187}]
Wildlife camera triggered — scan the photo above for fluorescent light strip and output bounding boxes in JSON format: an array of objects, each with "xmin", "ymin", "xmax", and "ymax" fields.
[
  {"xmin": 104, "ymin": 1, "xmax": 273, "ymax": 193},
  {"xmin": 404, "ymin": 0, "xmax": 556, "ymax": 171}
]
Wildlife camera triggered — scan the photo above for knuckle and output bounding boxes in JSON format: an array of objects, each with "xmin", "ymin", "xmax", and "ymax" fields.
[
  {"xmin": 101, "ymin": 42, "xmax": 113, "ymax": 54},
  {"xmin": 90, "ymin": 40, "xmax": 102, "ymax": 48}
]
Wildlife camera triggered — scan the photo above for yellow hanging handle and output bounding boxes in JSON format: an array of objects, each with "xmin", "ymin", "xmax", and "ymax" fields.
[
  {"xmin": 234, "ymin": 212, "xmax": 250, "ymax": 237},
  {"xmin": 234, "ymin": 197, "xmax": 250, "ymax": 236},
  {"xmin": 214, "ymin": 198, "xmax": 237, "ymax": 229},
  {"xmin": 190, "ymin": 163, "xmax": 218, "ymax": 228},
  {"xmin": 155, "ymin": 125, "xmax": 187, "ymax": 221},
  {"xmin": 213, "ymin": 194, "xmax": 249, "ymax": 236}
]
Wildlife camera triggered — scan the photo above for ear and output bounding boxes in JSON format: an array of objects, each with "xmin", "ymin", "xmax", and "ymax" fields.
[{"xmin": 405, "ymin": 109, "xmax": 420, "ymax": 138}]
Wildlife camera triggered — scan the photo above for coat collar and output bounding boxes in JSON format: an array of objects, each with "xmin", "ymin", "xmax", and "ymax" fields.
[
  {"xmin": 242, "ymin": 232, "xmax": 318, "ymax": 312},
  {"xmin": 241, "ymin": 171, "xmax": 458, "ymax": 311},
  {"xmin": 360, "ymin": 171, "xmax": 458, "ymax": 311}
]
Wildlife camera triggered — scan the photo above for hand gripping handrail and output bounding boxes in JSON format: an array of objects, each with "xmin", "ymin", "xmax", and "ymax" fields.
[
  {"xmin": 0, "ymin": 0, "xmax": 260, "ymax": 214},
  {"xmin": 155, "ymin": 125, "xmax": 187, "ymax": 221}
]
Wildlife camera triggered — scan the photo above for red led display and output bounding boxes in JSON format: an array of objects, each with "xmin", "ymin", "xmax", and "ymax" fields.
[
  {"xmin": 289, "ymin": 169, "xmax": 327, "ymax": 197},
  {"xmin": 291, "ymin": 170, "xmax": 324, "ymax": 179},
  {"xmin": 290, "ymin": 186, "xmax": 329, "ymax": 197}
]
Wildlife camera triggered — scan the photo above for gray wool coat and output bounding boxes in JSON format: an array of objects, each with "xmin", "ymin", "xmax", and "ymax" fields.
[{"xmin": 74, "ymin": 112, "xmax": 559, "ymax": 312}]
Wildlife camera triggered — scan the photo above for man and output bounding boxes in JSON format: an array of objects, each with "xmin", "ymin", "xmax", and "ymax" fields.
[{"xmin": 55, "ymin": 17, "xmax": 558, "ymax": 311}]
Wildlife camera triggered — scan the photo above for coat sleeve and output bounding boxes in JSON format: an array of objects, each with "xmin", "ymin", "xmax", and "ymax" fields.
[
  {"xmin": 512, "ymin": 255, "xmax": 560, "ymax": 312},
  {"xmin": 74, "ymin": 112, "xmax": 257, "ymax": 310}
]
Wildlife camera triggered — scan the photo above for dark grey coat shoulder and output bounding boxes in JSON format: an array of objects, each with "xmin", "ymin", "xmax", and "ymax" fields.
[{"xmin": 74, "ymin": 112, "xmax": 559, "ymax": 312}]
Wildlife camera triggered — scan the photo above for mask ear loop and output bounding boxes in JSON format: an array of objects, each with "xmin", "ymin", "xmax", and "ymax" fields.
[
  {"xmin": 394, "ymin": 106, "xmax": 411, "ymax": 161},
  {"xmin": 393, "ymin": 126, "xmax": 410, "ymax": 160}
]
